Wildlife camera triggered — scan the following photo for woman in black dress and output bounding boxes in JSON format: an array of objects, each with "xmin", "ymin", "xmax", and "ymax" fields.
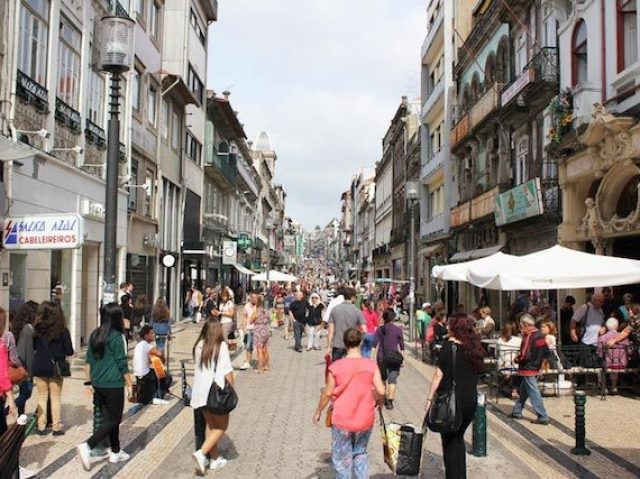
[{"xmin": 425, "ymin": 314, "xmax": 485, "ymax": 479}]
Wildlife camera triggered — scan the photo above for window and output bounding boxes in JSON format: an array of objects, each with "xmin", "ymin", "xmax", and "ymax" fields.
[
  {"xmin": 185, "ymin": 132, "xmax": 201, "ymax": 164},
  {"xmin": 516, "ymin": 33, "xmax": 527, "ymax": 74},
  {"xmin": 618, "ymin": 0, "xmax": 638, "ymax": 71},
  {"xmin": 18, "ymin": 0, "xmax": 50, "ymax": 85},
  {"xmin": 189, "ymin": 8, "xmax": 206, "ymax": 44},
  {"xmin": 187, "ymin": 65, "xmax": 204, "ymax": 104},
  {"xmin": 171, "ymin": 109, "xmax": 180, "ymax": 150},
  {"xmin": 57, "ymin": 16, "xmax": 81, "ymax": 108},
  {"xmin": 132, "ymin": 68, "xmax": 141, "ymax": 111},
  {"xmin": 143, "ymin": 169, "xmax": 154, "ymax": 217},
  {"xmin": 161, "ymin": 98, "xmax": 169, "ymax": 140},
  {"xmin": 129, "ymin": 159, "xmax": 139, "ymax": 211},
  {"xmin": 147, "ymin": 85, "xmax": 157, "ymax": 127},
  {"xmin": 87, "ymin": 70, "xmax": 105, "ymax": 126},
  {"xmin": 149, "ymin": 1, "xmax": 160, "ymax": 41},
  {"xmin": 572, "ymin": 20, "xmax": 588, "ymax": 86},
  {"xmin": 133, "ymin": 0, "xmax": 145, "ymax": 22},
  {"xmin": 516, "ymin": 137, "xmax": 529, "ymax": 184}
]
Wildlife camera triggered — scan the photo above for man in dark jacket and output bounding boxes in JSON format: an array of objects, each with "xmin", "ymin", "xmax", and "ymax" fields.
[{"xmin": 511, "ymin": 314, "xmax": 550, "ymax": 425}]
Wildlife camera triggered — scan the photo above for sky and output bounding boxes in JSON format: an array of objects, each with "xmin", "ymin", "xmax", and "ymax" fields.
[{"xmin": 207, "ymin": 0, "xmax": 425, "ymax": 231}]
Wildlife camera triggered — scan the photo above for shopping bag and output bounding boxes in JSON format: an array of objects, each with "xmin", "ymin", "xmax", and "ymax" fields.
[{"xmin": 380, "ymin": 410, "xmax": 425, "ymax": 476}]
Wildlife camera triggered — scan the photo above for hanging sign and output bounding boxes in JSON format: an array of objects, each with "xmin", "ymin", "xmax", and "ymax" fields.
[{"xmin": 3, "ymin": 214, "xmax": 84, "ymax": 250}]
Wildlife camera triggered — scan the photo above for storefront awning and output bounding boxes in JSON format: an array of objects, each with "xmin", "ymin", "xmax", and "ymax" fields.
[
  {"xmin": 449, "ymin": 244, "xmax": 503, "ymax": 263},
  {"xmin": 233, "ymin": 263, "xmax": 255, "ymax": 275}
]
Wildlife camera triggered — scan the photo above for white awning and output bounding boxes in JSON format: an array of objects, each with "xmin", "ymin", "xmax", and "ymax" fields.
[
  {"xmin": 449, "ymin": 244, "xmax": 503, "ymax": 263},
  {"xmin": 233, "ymin": 263, "xmax": 255, "ymax": 275}
]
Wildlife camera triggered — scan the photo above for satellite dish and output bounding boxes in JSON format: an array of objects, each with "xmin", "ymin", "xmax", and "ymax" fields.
[{"xmin": 162, "ymin": 254, "xmax": 176, "ymax": 268}]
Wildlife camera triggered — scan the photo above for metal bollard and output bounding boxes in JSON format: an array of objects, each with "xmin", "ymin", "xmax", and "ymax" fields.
[
  {"xmin": 570, "ymin": 391, "xmax": 591, "ymax": 455},
  {"xmin": 472, "ymin": 393, "xmax": 487, "ymax": 457}
]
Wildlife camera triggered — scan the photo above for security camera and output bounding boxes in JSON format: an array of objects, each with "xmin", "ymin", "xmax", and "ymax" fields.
[
  {"xmin": 17, "ymin": 128, "xmax": 50, "ymax": 139},
  {"xmin": 73, "ymin": 145, "xmax": 83, "ymax": 154},
  {"xmin": 50, "ymin": 145, "xmax": 83, "ymax": 155}
]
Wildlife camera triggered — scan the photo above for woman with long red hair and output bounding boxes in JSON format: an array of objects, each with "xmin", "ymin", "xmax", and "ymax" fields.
[{"xmin": 425, "ymin": 314, "xmax": 485, "ymax": 479}]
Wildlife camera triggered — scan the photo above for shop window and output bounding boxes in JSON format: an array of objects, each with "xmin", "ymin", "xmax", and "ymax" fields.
[
  {"xmin": 18, "ymin": 0, "xmax": 50, "ymax": 85},
  {"xmin": 616, "ymin": 175, "xmax": 640, "ymax": 218},
  {"xmin": 618, "ymin": 0, "xmax": 638, "ymax": 72},
  {"xmin": 572, "ymin": 20, "xmax": 588, "ymax": 86}
]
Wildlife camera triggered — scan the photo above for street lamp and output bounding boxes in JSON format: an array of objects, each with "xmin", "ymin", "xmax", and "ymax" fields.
[
  {"xmin": 405, "ymin": 180, "xmax": 420, "ymax": 343},
  {"xmin": 99, "ymin": 15, "xmax": 134, "ymax": 304},
  {"xmin": 264, "ymin": 215, "xmax": 275, "ymax": 308}
]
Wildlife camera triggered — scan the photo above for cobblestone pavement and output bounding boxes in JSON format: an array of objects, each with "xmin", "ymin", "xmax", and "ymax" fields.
[{"xmin": 16, "ymin": 317, "xmax": 640, "ymax": 478}]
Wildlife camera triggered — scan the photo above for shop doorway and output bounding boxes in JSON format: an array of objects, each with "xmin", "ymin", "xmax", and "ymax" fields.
[
  {"xmin": 81, "ymin": 244, "xmax": 100, "ymax": 346},
  {"xmin": 9, "ymin": 253, "xmax": 26, "ymax": 313}
]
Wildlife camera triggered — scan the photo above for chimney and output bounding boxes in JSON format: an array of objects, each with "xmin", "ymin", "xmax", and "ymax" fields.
[{"xmin": 223, "ymin": 90, "xmax": 231, "ymax": 99}]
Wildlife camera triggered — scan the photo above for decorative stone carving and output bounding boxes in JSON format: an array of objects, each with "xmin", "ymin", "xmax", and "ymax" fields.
[
  {"xmin": 580, "ymin": 183, "xmax": 640, "ymax": 237},
  {"xmin": 581, "ymin": 197, "xmax": 602, "ymax": 238},
  {"xmin": 581, "ymin": 103, "xmax": 637, "ymax": 177}
]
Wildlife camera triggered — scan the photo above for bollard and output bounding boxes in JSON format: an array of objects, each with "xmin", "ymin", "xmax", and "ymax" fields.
[
  {"xmin": 472, "ymin": 393, "xmax": 487, "ymax": 457},
  {"xmin": 570, "ymin": 391, "xmax": 591, "ymax": 455}
]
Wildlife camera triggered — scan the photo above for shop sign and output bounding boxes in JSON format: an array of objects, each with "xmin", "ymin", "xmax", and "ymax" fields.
[
  {"xmin": 222, "ymin": 240, "xmax": 237, "ymax": 265},
  {"xmin": 3, "ymin": 214, "xmax": 84, "ymax": 250},
  {"xmin": 237, "ymin": 234, "xmax": 252, "ymax": 251},
  {"xmin": 501, "ymin": 68, "xmax": 533, "ymax": 107},
  {"xmin": 494, "ymin": 178, "xmax": 544, "ymax": 226}
]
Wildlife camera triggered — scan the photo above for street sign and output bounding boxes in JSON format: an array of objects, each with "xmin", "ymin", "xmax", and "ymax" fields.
[
  {"xmin": 222, "ymin": 240, "xmax": 237, "ymax": 265},
  {"xmin": 3, "ymin": 214, "xmax": 84, "ymax": 250}
]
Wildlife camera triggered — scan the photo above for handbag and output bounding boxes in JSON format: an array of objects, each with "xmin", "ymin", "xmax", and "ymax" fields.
[
  {"xmin": 427, "ymin": 343, "xmax": 462, "ymax": 434},
  {"xmin": 381, "ymin": 325, "xmax": 404, "ymax": 369},
  {"xmin": 9, "ymin": 365, "xmax": 29, "ymax": 385},
  {"xmin": 205, "ymin": 350, "xmax": 238, "ymax": 415},
  {"xmin": 380, "ymin": 410, "xmax": 426, "ymax": 476},
  {"xmin": 40, "ymin": 337, "xmax": 71, "ymax": 378}
]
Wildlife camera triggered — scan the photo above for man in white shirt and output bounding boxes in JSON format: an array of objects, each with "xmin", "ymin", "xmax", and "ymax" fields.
[{"xmin": 132, "ymin": 326, "xmax": 168, "ymax": 409}]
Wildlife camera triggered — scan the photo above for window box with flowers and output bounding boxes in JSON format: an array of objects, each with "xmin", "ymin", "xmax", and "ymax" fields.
[{"xmin": 548, "ymin": 88, "xmax": 574, "ymax": 144}]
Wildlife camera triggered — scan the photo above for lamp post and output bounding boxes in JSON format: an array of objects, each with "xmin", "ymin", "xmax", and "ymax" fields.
[
  {"xmin": 264, "ymin": 215, "xmax": 274, "ymax": 308},
  {"xmin": 405, "ymin": 180, "xmax": 420, "ymax": 343},
  {"xmin": 99, "ymin": 16, "xmax": 134, "ymax": 304}
]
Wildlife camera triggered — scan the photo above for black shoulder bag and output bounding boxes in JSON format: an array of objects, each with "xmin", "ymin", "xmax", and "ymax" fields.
[
  {"xmin": 427, "ymin": 343, "xmax": 462, "ymax": 434},
  {"xmin": 206, "ymin": 348, "xmax": 238, "ymax": 415},
  {"xmin": 41, "ymin": 337, "xmax": 71, "ymax": 378},
  {"xmin": 381, "ymin": 325, "xmax": 404, "ymax": 369}
]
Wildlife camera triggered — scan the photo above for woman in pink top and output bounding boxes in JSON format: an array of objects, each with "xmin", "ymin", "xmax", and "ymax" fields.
[
  {"xmin": 361, "ymin": 299, "xmax": 380, "ymax": 358},
  {"xmin": 313, "ymin": 328, "xmax": 385, "ymax": 479}
]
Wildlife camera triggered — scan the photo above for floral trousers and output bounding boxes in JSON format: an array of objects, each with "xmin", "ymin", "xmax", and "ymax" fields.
[{"xmin": 331, "ymin": 426, "xmax": 372, "ymax": 479}]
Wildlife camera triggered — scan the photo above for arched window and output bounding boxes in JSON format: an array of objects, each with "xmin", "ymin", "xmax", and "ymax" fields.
[
  {"xmin": 618, "ymin": 0, "xmax": 638, "ymax": 72},
  {"xmin": 471, "ymin": 73, "xmax": 481, "ymax": 102},
  {"xmin": 572, "ymin": 20, "xmax": 588, "ymax": 85},
  {"xmin": 485, "ymin": 54, "xmax": 496, "ymax": 86},
  {"xmin": 461, "ymin": 84, "xmax": 471, "ymax": 113},
  {"xmin": 496, "ymin": 36, "xmax": 511, "ymax": 84}
]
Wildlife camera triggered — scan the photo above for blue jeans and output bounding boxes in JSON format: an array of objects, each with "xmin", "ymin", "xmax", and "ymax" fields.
[
  {"xmin": 361, "ymin": 333, "xmax": 376, "ymax": 358},
  {"xmin": 16, "ymin": 376, "xmax": 34, "ymax": 415},
  {"xmin": 512, "ymin": 375, "xmax": 549, "ymax": 421},
  {"xmin": 293, "ymin": 321, "xmax": 305, "ymax": 351},
  {"xmin": 331, "ymin": 427, "xmax": 372, "ymax": 479}
]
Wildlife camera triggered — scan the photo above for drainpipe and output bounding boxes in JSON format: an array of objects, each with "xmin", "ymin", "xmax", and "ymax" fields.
[{"xmin": 601, "ymin": 0, "xmax": 606, "ymax": 103}]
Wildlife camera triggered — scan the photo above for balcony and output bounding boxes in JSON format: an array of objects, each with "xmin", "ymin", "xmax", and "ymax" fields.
[
  {"xmin": 501, "ymin": 47, "xmax": 559, "ymax": 111},
  {"xmin": 469, "ymin": 83, "xmax": 503, "ymax": 131},
  {"xmin": 422, "ymin": 213, "xmax": 446, "ymax": 238},
  {"xmin": 422, "ymin": 80, "xmax": 444, "ymax": 121},
  {"xmin": 451, "ymin": 114, "xmax": 469, "ymax": 149},
  {"xmin": 421, "ymin": 7, "xmax": 444, "ymax": 63},
  {"xmin": 236, "ymin": 158, "xmax": 259, "ymax": 199},
  {"xmin": 205, "ymin": 152, "xmax": 237, "ymax": 188},
  {"xmin": 450, "ymin": 185, "xmax": 500, "ymax": 228},
  {"xmin": 421, "ymin": 149, "xmax": 445, "ymax": 181}
]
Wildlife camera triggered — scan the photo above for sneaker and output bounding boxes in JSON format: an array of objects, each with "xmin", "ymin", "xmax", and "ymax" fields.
[
  {"xmin": 384, "ymin": 398, "xmax": 390, "ymax": 410},
  {"xmin": 239, "ymin": 361, "xmax": 250, "ymax": 370},
  {"xmin": 152, "ymin": 398, "xmax": 170, "ymax": 405},
  {"xmin": 90, "ymin": 447, "xmax": 109, "ymax": 458},
  {"xmin": 534, "ymin": 418, "xmax": 550, "ymax": 425},
  {"xmin": 19, "ymin": 467, "xmax": 37, "ymax": 479},
  {"xmin": 387, "ymin": 400, "xmax": 395, "ymax": 410},
  {"xmin": 109, "ymin": 450, "xmax": 130, "ymax": 464},
  {"xmin": 510, "ymin": 413, "xmax": 523, "ymax": 420},
  {"xmin": 209, "ymin": 456, "xmax": 228, "ymax": 470},
  {"xmin": 52, "ymin": 430, "xmax": 65, "ymax": 436},
  {"xmin": 76, "ymin": 442, "xmax": 92, "ymax": 471},
  {"xmin": 36, "ymin": 429, "xmax": 48, "ymax": 436},
  {"xmin": 192, "ymin": 450, "xmax": 207, "ymax": 475}
]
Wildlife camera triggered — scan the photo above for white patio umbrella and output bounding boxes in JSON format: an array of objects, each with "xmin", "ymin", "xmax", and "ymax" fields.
[
  {"xmin": 431, "ymin": 252, "xmax": 519, "ymax": 281},
  {"xmin": 251, "ymin": 270, "xmax": 298, "ymax": 282},
  {"xmin": 467, "ymin": 245, "xmax": 640, "ymax": 291}
]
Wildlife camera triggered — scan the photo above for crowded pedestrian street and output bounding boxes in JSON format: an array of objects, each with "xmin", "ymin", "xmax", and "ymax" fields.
[{"xmin": 5, "ymin": 311, "xmax": 638, "ymax": 478}]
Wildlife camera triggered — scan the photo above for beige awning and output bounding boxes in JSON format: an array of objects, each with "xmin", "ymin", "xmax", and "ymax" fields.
[
  {"xmin": 233, "ymin": 263, "xmax": 255, "ymax": 275},
  {"xmin": 449, "ymin": 244, "xmax": 503, "ymax": 263}
]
